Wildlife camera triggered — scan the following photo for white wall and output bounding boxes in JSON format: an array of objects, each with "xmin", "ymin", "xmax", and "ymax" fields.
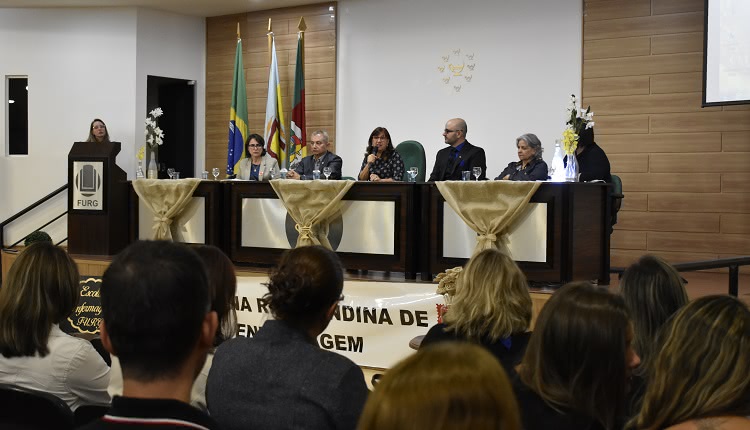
[
  {"xmin": 0, "ymin": 8, "xmax": 138, "ymax": 226},
  {"xmin": 0, "ymin": 7, "xmax": 206, "ymax": 244},
  {"xmin": 336, "ymin": 0, "xmax": 582, "ymax": 179},
  {"xmin": 135, "ymin": 8, "xmax": 206, "ymax": 177}
]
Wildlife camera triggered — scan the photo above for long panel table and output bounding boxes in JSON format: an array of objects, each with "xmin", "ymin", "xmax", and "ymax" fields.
[{"xmin": 124, "ymin": 180, "xmax": 610, "ymax": 284}]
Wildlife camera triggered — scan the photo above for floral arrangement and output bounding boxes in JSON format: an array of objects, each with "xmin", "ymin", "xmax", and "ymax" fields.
[
  {"xmin": 136, "ymin": 145, "xmax": 145, "ymax": 161},
  {"xmin": 145, "ymin": 107, "xmax": 164, "ymax": 148},
  {"xmin": 434, "ymin": 266, "xmax": 463, "ymax": 299},
  {"xmin": 562, "ymin": 94, "xmax": 594, "ymax": 155}
]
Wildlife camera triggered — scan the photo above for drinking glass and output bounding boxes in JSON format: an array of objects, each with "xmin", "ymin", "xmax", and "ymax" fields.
[
  {"xmin": 323, "ymin": 166, "xmax": 332, "ymax": 180},
  {"xmin": 173, "ymin": 171, "xmax": 180, "ymax": 179},
  {"xmin": 461, "ymin": 171, "xmax": 471, "ymax": 181},
  {"xmin": 212, "ymin": 167, "xmax": 220, "ymax": 181},
  {"xmin": 312, "ymin": 169, "xmax": 321, "ymax": 180},
  {"xmin": 472, "ymin": 166, "xmax": 482, "ymax": 181},
  {"xmin": 167, "ymin": 168, "xmax": 175, "ymax": 180},
  {"xmin": 408, "ymin": 167, "xmax": 418, "ymax": 182}
]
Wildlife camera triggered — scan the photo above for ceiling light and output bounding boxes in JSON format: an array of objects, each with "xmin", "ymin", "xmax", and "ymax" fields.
[{"xmin": 8, "ymin": 100, "xmax": 15, "ymax": 104}]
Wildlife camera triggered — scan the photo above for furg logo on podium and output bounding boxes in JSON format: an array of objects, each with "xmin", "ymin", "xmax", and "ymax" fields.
[{"xmin": 72, "ymin": 161, "xmax": 104, "ymax": 211}]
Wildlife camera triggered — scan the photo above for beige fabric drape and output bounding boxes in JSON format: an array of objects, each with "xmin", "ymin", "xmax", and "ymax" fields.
[
  {"xmin": 132, "ymin": 178, "xmax": 202, "ymax": 240},
  {"xmin": 270, "ymin": 179, "xmax": 355, "ymax": 249},
  {"xmin": 435, "ymin": 181, "xmax": 541, "ymax": 256}
]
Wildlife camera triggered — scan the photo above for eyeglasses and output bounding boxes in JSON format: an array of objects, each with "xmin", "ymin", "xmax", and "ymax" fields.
[
  {"xmin": 372, "ymin": 135, "xmax": 388, "ymax": 141},
  {"xmin": 247, "ymin": 144, "xmax": 263, "ymax": 148},
  {"xmin": 444, "ymin": 129, "xmax": 459, "ymax": 133}
]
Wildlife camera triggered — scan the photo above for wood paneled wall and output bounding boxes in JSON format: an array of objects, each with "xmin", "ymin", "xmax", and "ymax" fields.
[
  {"xmin": 583, "ymin": 0, "xmax": 750, "ymax": 270},
  {"xmin": 205, "ymin": 3, "xmax": 337, "ymax": 172}
]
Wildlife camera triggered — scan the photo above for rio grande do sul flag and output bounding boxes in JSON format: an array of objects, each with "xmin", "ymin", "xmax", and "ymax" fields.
[{"xmin": 289, "ymin": 27, "xmax": 307, "ymax": 164}]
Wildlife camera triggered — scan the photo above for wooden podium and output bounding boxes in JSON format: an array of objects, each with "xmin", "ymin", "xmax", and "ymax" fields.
[{"xmin": 67, "ymin": 141, "xmax": 128, "ymax": 255}]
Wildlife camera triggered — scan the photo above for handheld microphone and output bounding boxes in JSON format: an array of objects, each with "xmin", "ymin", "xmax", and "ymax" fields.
[{"xmin": 372, "ymin": 146, "xmax": 379, "ymax": 156}]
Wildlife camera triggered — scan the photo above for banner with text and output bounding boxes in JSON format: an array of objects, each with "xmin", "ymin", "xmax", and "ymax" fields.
[{"xmin": 236, "ymin": 277, "xmax": 443, "ymax": 369}]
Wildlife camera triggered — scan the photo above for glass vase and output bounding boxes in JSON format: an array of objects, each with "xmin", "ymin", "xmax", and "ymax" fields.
[
  {"xmin": 565, "ymin": 153, "xmax": 578, "ymax": 182},
  {"xmin": 136, "ymin": 161, "xmax": 145, "ymax": 179}
]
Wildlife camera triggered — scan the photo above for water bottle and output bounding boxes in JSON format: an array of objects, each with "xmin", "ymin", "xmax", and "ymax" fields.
[
  {"xmin": 279, "ymin": 167, "xmax": 288, "ymax": 179},
  {"xmin": 313, "ymin": 159, "xmax": 321, "ymax": 180},
  {"xmin": 550, "ymin": 140, "xmax": 566, "ymax": 182}
]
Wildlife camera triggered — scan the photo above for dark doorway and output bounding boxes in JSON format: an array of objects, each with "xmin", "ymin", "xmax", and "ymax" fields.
[{"xmin": 146, "ymin": 76, "xmax": 195, "ymax": 178}]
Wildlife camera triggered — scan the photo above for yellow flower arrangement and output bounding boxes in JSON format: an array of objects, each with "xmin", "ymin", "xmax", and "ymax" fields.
[
  {"xmin": 562, "ymin": 94, "xmax": 594, "ymax": 155},
  {"xmin": 137, "ymin": 145, "xmax": 146, "ymax": 161}
]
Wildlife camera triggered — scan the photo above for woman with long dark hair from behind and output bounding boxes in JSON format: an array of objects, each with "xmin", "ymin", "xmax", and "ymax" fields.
[
  {"xmin": 420, "ymin": 248, "xmax": 532, "ymax": 373},
  {"xmin": 619, "ymin": 254, "xmax": 688, "ymax": 415},
  {"xmin": 634, "ymin": 295, "xmax": 750, "ymax": 430},
  {"xmin": 515, "ymin": 282, "xmax": 640, "ymax": 430},
  {"xmin": 0, "ymin": 242, "xmax": 111, "ymax": 410},
  {"xmin": 207, "ymin": 245, "xmax": 368, "ymax": 430}
]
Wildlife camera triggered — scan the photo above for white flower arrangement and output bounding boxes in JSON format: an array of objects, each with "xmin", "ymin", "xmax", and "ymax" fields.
[
  {"xmin": 562, "ymin": 95, "xmax": 595, "ymax": 155},
  {"xmin": 144, "ymin": 107, "xmax": 164, "ymax": 147}
]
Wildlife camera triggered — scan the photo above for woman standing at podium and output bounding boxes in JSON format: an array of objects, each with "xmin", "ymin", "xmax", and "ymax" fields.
[
  {"xmin": 238, "ymin": 133, "xmax": 279, "ymax": 181},
  {"xmin": 86, "ymin": 118, "xmax": 111, "ymax": 143}
]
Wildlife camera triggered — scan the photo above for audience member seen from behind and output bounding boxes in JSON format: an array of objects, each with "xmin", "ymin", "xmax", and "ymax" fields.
[
  {"xmin": 358, "ymin": 126, "xmax": 405, "ymax": 182},
  {"xmin": 428, "ymin": 118, "xmax": 487, "ymax": 181},
  {"xmin": 495, "ymin": 133, "xmax": 549, "ymax": 181},
  {"xmin": 207, "ymin": 245, "xmax": 368, "ymax": 430},
  {"xmin": 0, "ymin": 242, "xmax": 110, "ymax": 411},
  {"xmin": 238, "ymin": 133, "xmax": 279, "ymax": 181},
  {"xmin": 82, "ymin": 240, "xmax": 220, "ymax": 429},
  {"xmin": 358, "ymin": 342, "xmax": 521, "ymax": 430},
  {"xmin": 420, "ymin": 248, "xmax": 532, "ymax": 373},
  {"xmin": 105, "ymin": 244, "xmax": 237, "ymax": 412},
  {"xmin": 515, "ymin": 282, "xmax": 640, "ymax": 430},
  {"xmin": 634, "ymin": 295, "xmax": 750, "ymax": 430},
  {"xmin": 86, "ymin": 118, "xmax": 110, "ymax": 143},
  {"xmin": 619, "ymin": 254, "xmax": 688, "ymax": 414},
  {"xmin": 286, "ymin": 130, "xmax": 343, "ymax": 180},
  {"xmin": 566, "ymin": 127, "xmax": 611, "ymax": 182},
  {"xmin": 190, "ymin": 245, "xmax": 238, "ymax": 411}
]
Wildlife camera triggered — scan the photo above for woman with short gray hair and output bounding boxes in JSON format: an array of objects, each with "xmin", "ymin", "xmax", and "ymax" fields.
[{"xmin": 495, "ymin": 133, "xmax": 548, "ymax": 181}]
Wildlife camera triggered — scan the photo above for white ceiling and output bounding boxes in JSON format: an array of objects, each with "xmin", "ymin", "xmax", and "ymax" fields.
[{"xmin": 0, "ymin": 0, "xmax": 325, "ymax": 17}]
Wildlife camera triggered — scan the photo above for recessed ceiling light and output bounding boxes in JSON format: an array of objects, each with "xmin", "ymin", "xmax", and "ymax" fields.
[{"xmin": 8, "ymin": 100, "xmax": 15, "ymax": 104}]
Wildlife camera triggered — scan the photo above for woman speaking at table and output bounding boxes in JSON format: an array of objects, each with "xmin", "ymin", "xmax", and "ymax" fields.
[
  {"xmin": 238, "ymin": 133, "xmax": 279, "ymax": 181},
  {"xmin": 495, "ymin": 133, "xmax": 548, "ymax": 181},
  {"xmin": 358, "ymin": 126, "xmax": 405, "ymax": 182}
]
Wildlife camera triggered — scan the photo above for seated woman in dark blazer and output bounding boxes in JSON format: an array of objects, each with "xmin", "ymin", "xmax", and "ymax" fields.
[
  {"xmin": 495, "ymin": 133, "xmax": 548, "ymax": 181},
  {"xmin": 421, "ymin": 248, "xmax": 532, "ymax": 374},
  {"xmin": 207, "ymin": 246, "xmax": 368, "ymax": 430},
  {"xmin": 514, "ymin": 282, "xmax": 641, "ymax": 430}
]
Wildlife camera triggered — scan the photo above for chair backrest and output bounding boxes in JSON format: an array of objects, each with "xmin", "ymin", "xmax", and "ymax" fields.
[
  {"xmin": 610, "ymin": 174, "xmax": 624, "ymax": 213},
  {"xmin": 0, "ymin": 383, "xmax": 74, "ymax": 430},
  {"xmin": 395, "ymin": 140, "xmax": 426, "ymax": 182}
]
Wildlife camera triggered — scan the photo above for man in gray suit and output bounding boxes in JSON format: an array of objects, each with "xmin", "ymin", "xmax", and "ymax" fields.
[{"xmin": 286, "ymin": 129, "xmax": 343, "ymax": 180}]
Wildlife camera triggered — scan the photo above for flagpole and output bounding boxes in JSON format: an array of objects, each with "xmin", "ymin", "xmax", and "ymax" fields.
[
  {"xmin": 237, "ymin": 22, "xmax": 240, "ymax": 41},
  {"xmin": 289, "ymin": 17, "xmax": 307, "ymax": 164},
  {"xmin": 267, "ymin": 18, "xmax": 273, "ymax": 65}
]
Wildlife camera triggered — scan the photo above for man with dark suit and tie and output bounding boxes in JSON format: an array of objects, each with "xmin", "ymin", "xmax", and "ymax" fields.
[
  {"xmin": 428, "ymin": 118, "xmax": 487, "ymax": 181},
  {"xmin": 286, "ymin": 129, "xmax": 343, "ymax": 180}
]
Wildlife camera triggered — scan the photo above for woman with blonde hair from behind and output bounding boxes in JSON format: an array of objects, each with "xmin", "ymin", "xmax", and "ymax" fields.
[
  {"xmin": 634, "ymin": 295, "xmax": 750, "ymax": 430},
  {"xmin": 420, "ymin": 248, "xmax": 532, "ymax": 373},
  {"xmin": 358, "ymin": 342, "xmax": 521, "ymax": 430}
]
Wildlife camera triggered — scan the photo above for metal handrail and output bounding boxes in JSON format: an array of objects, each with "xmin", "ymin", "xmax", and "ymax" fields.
[
  {"xmin": 9, "ymin": 211, "xmax": 68, "ymax": 248},
  {"xmin": 612, "ymin": 256, "xmax": 750, "ymax": 297},
  {"xmin": 0, "ymin": 184, "xmax": 67, "ymax": 248}
]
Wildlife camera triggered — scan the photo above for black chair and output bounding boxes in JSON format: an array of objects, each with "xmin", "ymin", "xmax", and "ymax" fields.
[
  {"xmin": 610, "ymin": 174, "xmax": 624, "ymax": 233},
  {"xmin": 0, "ymin": 383, "xmax": 74, "ymax": 430}
]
